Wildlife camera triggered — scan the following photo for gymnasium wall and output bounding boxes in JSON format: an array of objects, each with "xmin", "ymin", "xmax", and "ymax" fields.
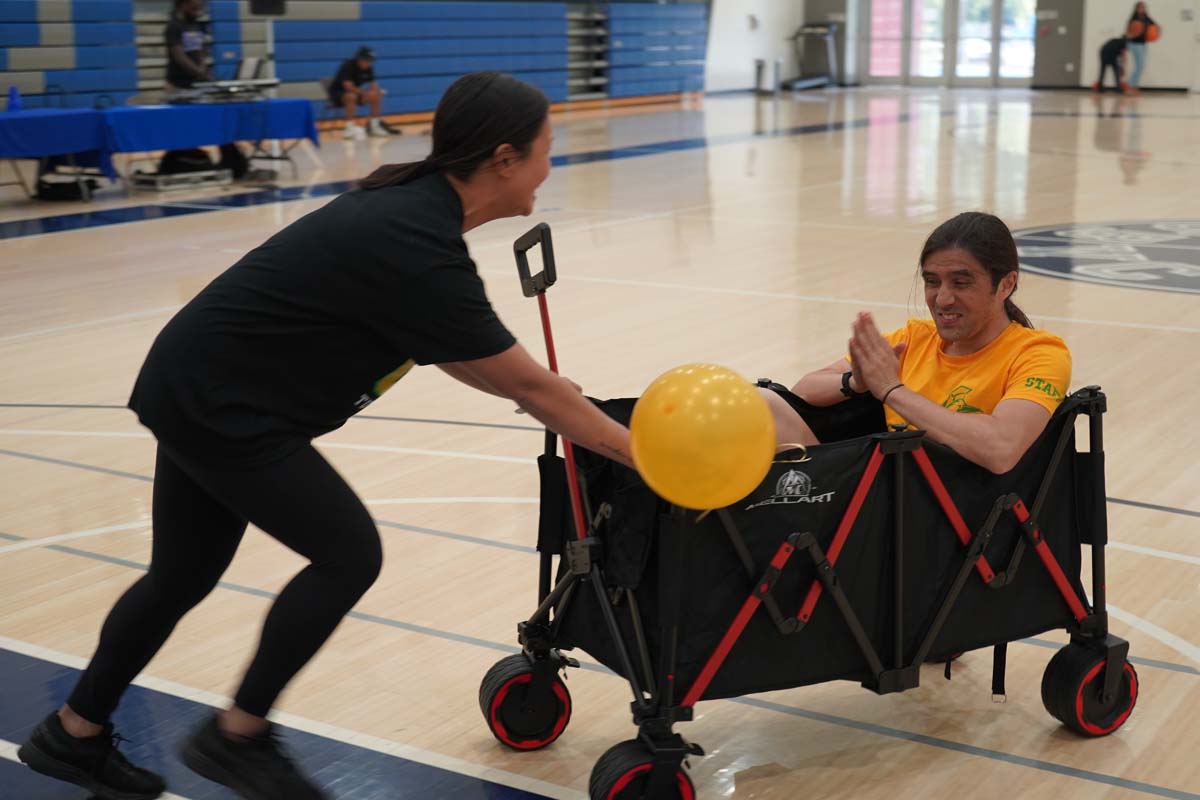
[
  {"xmin": 0, "ymin": 1, "xmax": 139, "ymax": 109},
  {"xmin": 704, "ymin": 0, "xmax": 807, "ymax": 92},
  {"xmin": 1077, "ymin": 0, "xmax": 1196, "ymax": 90},
  {"xmin": 0, "ymin": 0, "xmax": 709, "ymax": 113}
]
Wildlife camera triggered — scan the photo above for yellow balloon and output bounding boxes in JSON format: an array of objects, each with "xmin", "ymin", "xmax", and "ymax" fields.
[{"xmin": 631, "ymin": 363, "xmax": 776, "ymax": 510}]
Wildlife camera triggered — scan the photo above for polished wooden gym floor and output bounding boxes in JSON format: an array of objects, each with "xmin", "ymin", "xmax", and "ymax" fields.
[{"xmin": 1, "ymin": 87, "xmax": 1198, "ymax": 799}]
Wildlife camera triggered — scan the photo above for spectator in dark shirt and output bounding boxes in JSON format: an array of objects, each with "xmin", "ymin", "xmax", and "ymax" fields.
[
  {"xmin": 164, "ymin": 0, "xmax": 211, "ymax": 90},
  {"xmin": 329, "ymin": 47, "xmax": 398, "ymax": 139}
]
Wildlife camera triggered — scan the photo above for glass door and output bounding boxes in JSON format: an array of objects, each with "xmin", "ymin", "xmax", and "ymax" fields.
[
  {"xmin": 866, "ymin": 0, "xmax": 1035, "ymax": 86},
  {"xmin": 997, "ymin": 0, "xmax": 1037, "ymax": 83},
  {"xmin": 953, "ymin": 0, "xmax": 995, "ymax": 83},
  {"xmin": 910, "ymin": 0, "xmax": 947, "ymax": 84}
]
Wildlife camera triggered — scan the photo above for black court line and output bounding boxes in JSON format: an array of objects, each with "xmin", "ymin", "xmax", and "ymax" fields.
[
  {"xmin": 357, "ymin": 413, "xmax": 542, "ymax": 432},
  {"xmin": 734, "ymin": 696, "xmax": 1200, "ymax": 800},
  {"xmin": 1108, "ymin": 497, "xmax": 1200, "ymax": 519},
  {"xmin": 0, "ymin": 402, "xmax": 127, "ymax": 410},
  {"xmin": 1, "ymin": 526, "xmax": 1191, "ymax": 677},
  {"xmin": 0, "ymin": 402, "xmax": 544, "ymax": 433},
  {"xmin": 14, "ymin": 539, "xmax": 1200, "ymax": 800},
  {"xmin": 0, "ymin": 447, "xmax": 154, "ymax": 483},
  {"xmin": 2, "ymin": 435, "xmax": 1199, "ymax": 521}
]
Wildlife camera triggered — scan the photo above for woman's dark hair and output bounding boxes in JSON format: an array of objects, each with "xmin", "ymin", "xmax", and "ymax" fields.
[
  {"xmin": 360, "ymin": 72, "xmax": 549, "ymax": 190},
  {"xmin": 918, "ymin": 211, "xmax": 1032, "ymax": 328}
]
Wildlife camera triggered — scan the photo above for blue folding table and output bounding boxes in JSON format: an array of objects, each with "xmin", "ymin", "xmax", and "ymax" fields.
[{"xmin": 0, "ymin": 108, "xmax": 116, "ymax": 199}]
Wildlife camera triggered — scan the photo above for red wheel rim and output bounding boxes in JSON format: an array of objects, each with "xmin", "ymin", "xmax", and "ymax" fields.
[
  {"xmin": 606, "ymin": 763, "xmax": 695, "ymax": 799},
  {"xmin": 1073, "ymin": 660, "xmax": 1137, "ymax": 736},
  {"xmin": 489, "ymin": 673, "xmax": 570, "ymax": 750}
]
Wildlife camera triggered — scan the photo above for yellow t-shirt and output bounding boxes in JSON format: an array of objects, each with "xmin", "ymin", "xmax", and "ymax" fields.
[{"xmin": 867, "ymin": 319, "xmax": 1071, "ymax": 429}]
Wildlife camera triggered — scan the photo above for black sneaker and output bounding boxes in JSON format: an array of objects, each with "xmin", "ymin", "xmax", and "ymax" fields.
[
  {"xmin": 17, "ymin": 711, "xmax": 166, "ymax": 800},
  {"xmin": 378, "ymin": 119, "xmax": 403, "ymax": 135},
  {"xmin": 180, "ymin": 715, "xmax": 327, "ymax": 800}
]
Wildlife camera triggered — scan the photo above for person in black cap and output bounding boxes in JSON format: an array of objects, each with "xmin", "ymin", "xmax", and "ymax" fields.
[{"xmin": 329, "ymin": 46, "xmax": 397, "ymax": 139}]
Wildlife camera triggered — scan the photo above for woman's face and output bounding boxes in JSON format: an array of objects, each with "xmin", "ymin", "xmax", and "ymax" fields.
[
  {"xmin": 1136, "ymin": 2, "xmax": 1146, "ymax": 14},
  {"xmin": 502, "ymin": 117, "xmax": 553, "ymax": 217}
]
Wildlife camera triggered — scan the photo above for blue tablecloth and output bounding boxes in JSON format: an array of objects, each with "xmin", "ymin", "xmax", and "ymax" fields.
[
  {"xmin": 0, "ymin": 108, "xmax": 116, "ymax": 178},
  {"xmin": 0, "ymin": 100, "xmax": 318, "ymax": 186},
  {"xmin": 103, "ymin": 99, "xmax": 319, "ymax": 153}
]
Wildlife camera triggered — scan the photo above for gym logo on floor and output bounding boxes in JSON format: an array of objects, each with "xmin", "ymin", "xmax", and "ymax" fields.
[
  {"xmin": 746, "ymin": 470, "xmax": 835, "ymax": 510},
  {"xmin": 1014, "ymin": 221, "xmax": 1200, "ymax": 294}
]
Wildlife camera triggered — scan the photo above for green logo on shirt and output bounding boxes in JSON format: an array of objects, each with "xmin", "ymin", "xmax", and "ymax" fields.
[
  {"xmin": 1025, "ymin": 377, "xmax": 1063, "ymax": 400},
  {"xmin": 943, "ymin": 385, "xmax": 983, "ymax": 413}
]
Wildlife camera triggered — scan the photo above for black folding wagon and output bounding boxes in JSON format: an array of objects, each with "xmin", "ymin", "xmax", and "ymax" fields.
[{"xmin": 479, "ymin": 224, "xmax": 1137, "ymax": 800}]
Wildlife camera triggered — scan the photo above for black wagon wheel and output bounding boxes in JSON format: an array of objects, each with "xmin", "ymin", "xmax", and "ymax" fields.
[
  {"xmin": 1041, "ymin": 643, "xmax": 1138, "ymax": 737},
  {"xmin": 479, "ymin": 654, "xmax": 572, "ymax": 750},
  {"xmin": 589, "ymin": 739, "xmax": 696, "ymax": 800}
]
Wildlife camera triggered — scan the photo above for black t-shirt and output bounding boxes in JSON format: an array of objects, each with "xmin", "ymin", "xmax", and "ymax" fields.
[
  {"xmin": 129, "ymin": 172, "xmax": 516, "ymax": 465},
  {"xmin": 1101, "ymin": 37, "xmax": 1127, "ymax": 61},
  {"xmin": 1127, "ymin": 13, "xmax": 1156, "ymax": 43},
  {"xmin": 165, "ymin": 15, "xmax": 208, "ymax": 88},
  {"xmin": 331, "ymin": 59, "xmax": 375, "ymax": 97}
]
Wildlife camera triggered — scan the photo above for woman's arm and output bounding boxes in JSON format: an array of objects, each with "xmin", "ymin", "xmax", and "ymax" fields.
[
  {"xmin": 436, "ymin": 362, "xmax": 507, "ymax": 397},
  {"xmin": 441, "ymin": 344, "xmax": 633, "ymax": 467}
]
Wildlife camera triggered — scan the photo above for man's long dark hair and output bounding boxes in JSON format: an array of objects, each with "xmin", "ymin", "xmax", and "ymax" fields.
[
  {"xmin": 360, "ymin": 72, "xmax": 549, "ymax": 189},
  {"xmin": 918, "ymin": 212, "xmax": 1032, "ymax": 328}
]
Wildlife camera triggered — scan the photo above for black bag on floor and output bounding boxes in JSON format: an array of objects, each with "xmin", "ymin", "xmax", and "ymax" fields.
[{"xmin": 158, "ymin": 148, "xmax": 215, "ymax": 174}]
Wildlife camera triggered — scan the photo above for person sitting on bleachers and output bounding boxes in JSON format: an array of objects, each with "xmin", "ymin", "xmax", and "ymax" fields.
[{"xmin": 329, "ymin": 47, "xmax": 399, "ymax": 140}]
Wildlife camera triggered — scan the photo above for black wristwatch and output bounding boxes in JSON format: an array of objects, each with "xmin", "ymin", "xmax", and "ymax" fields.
[{"xmin": 840, "ymin": 370, "xmax": 868, "ymax": 398}]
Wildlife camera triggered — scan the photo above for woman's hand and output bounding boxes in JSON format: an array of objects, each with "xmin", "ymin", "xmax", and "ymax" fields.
[{"xmin": 848, "ymin": 312, "xmax": 907, "ymax": 400}]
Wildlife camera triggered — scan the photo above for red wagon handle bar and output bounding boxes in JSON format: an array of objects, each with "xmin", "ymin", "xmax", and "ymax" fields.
[{"xmin": 514, "ymin": 224, "xmax": 589, "ymax": 542}]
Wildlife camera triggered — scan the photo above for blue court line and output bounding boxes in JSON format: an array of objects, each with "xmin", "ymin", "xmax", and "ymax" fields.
[
  {"xmin": 1, "ymin": 443, "xmax": 1199, "ymax": 680},
  {"xmin": 375, "ymin": 520, "xmax": 536, "ymax": 554},
  {"xmin": 6, "ymin": 515, "xmax": 1197, "ymax": 679},
  {"xmin": 1022, "ymin": 636, "xmax": 1200, "ymax": 676},
  {"xmin": 3, "ymin": 438, "xmax": 1199, "ymax": 522},
  {"xmin": 0, "ymin": 446, "xmax": 154, "ymax": 483},
  {"xmin": 6, "ymin": 538, "xmax": 1199, "ymax": 800},
  {"xmin": 0, "ymin": 113, "xmax": 916, "ymax": 242},
  {"xmin": 733, "ymin": 696, "xmax": 1200, "ymax": 800},
  {"xmin": 0, "ymin": 648, "xmax": 554, "ymax": 800},
  {"xmin": 0, "ymin": 402, "xmax": 545, "ymax": 432},
  {"xmin": 357, "ymin": 414, "xmax": 543, "ymax": 433},
  {"xmin": 1108, "ymin": 497, "xmax": 1200, "ymax": 519}
]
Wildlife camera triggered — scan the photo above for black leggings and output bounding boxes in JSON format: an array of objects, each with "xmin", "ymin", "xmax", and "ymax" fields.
[
  {"xmin": 68, "ymin": 443, "xmax": 382, "ymax": 722},
  {"xmin": 1099, "ymin": 57, "xmax": 1123, "ymax": 89}
]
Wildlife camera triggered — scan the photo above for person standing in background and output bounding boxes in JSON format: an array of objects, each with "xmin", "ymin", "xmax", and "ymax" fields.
[
  {"xmin": 165, "ymin": 0, "xmax": 211, "ymax": 89},
  {"xmin": 1092, "ymin": 36, "xmax": 1129, "ymax": 93},
  {"xmin": 1124, "ymin": 2, "xmax": 1158, "ymax": 94},
  {"xmin": 163, "ymin": 0, "xmax": 250, "ymax": 178}
]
